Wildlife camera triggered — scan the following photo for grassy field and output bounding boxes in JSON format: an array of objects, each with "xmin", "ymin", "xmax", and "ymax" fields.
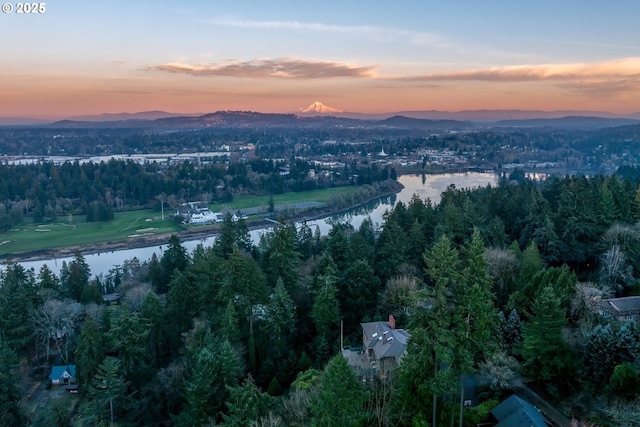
[
  {"xmin": 0, "ymin": 186, "xmax": 364, "ymax": 257},
  {"xmin": 0, "ymin": 209, "xmax": 184, "ymax": 256},
  {"xmin": 209, "ymin": 186, "xmax": 361, "ymax": 212}
]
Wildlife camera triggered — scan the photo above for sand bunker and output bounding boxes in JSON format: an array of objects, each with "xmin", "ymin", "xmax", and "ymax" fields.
[
  {"xmin": 128, "ymin": 232, "xmax": 155, "ymax": 238},
  {"xmin": 136, "ymin": 227, "xmax": 157, "ymax": 233}
]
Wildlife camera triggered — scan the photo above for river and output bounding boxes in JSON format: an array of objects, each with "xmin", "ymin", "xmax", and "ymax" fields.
[{"xmin": 16, "ymin": 172, "xmax": 497, "ymax": 277}]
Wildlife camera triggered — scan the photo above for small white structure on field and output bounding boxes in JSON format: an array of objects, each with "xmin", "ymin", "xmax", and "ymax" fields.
[{"xmin": 189, "ymin": 210, "xmax": 224, "ymax": 225}]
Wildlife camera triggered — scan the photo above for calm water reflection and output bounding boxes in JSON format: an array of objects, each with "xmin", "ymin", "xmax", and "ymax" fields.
[{"xmin": 16, "ymin": 172, "xmax": 497, "ymax": 276}]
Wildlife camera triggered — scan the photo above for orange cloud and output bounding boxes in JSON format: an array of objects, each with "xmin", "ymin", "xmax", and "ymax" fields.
[
  {"xmin": 559, "ymin": 79, "xmax": 640, "ymax": 96},
  {"xmin": 398, "ymin": 57, "xmax": 640, "ymax": 82},
  {"xmin": 148, "ymin": 58, "xmax": 376, "ymax": 79}
]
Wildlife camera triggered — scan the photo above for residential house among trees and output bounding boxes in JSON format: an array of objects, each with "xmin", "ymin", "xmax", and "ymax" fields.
[
  {"xmin": 597, "ymin": 296, "xmax": 640, "ymax": 321},
  {"xmin": 360, "ymin": 315, "xmax": 410, "ymax": 377},
  {"xmin": 490, "ymin": 395, "xmax": 550, "ymax": 427},
  {"xmin": 49, "ymin": 365, "xmax": 76, "ymax": 385}
]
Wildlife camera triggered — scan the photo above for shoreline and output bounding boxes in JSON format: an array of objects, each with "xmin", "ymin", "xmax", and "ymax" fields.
[{"xmin": 2, "ymin": 182, "xmax": 403, "ymax": 264}]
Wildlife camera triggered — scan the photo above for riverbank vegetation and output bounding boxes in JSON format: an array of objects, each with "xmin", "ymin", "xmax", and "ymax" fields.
[
  {"xmin": 0, "ymin": 180, "xmax": 401, "ymax": 259},
  {"xmin": 0, "ymin": 157, "xmax": 397, "ymax": 233},
  {"xmin": 4, "ymin": 169, "xmax": 640, "ymax": 425}
]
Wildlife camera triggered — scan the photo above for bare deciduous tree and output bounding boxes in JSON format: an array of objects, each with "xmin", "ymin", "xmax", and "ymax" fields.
[
  {"xmin": 122, "ymin": 282, "xmax": 153, "ymax": 312},
  {"xmin": 381, "ymin": 275, "xmax": 419, "ymax": 321},
  {"xmin": 485, "ymin": 248, "xmax": 519, "ymax": 307},
  {"xmin": 32, "ymin": 298, "xmax": 82, "ymax": 363},
  {"xmin": 604, "ymin": 398, "xmax": 640, "ymax": 427},
  {"xmin": 280, "ymin": 388, "xmax": 312, "ymax": 426},
  {"xmin": 571, "ymin": 281, "xmax": 613, "ymax": 324},
  {"xmin": 479, "ymin": 350, "xmax": 521, "ymax": 391},
  {"xmin": 600, "ymin": 244, "xmax": 632, "ymax": 293}
]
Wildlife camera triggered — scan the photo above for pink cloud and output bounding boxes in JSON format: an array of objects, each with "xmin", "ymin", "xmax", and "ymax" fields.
[{"xmin": 148, "ymin": 58, "xmax": 375, "ymax": 79}]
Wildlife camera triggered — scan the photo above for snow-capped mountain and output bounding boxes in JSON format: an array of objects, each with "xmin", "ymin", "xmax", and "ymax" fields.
[{"xmin": 299, "ymin": 101, "xmax": 342, "ymax": 114}]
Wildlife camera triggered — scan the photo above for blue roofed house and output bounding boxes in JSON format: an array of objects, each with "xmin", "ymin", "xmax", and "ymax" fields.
[
  {"xmin": 49, "ymin": 365, "xmax": 76, "ymax": 385},
  {"xmin": 491, "ymin": 395, "xmax": 551, "ymax": 427}
]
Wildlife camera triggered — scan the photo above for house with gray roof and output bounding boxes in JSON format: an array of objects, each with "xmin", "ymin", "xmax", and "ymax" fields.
[
  {"xmin": 360, "ymin": 315, "xmax": 410, "ymax": 377},
  {"xmin": 598, "ymin": 296, "xmax": 640, "ymax": 321}
]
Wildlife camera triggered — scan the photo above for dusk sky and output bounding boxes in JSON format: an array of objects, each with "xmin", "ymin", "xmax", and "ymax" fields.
[{"xmin": 2, "ymin": 1, "xmax": 640, "ymax": 118}]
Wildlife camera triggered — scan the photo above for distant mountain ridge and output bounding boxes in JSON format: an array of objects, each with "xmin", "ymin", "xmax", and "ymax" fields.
[
  {"xmin": 0, "ymin": 117, "xmax": 54, "ymax": 126},
  {"xmin": 496, "ymin": 116, "xmax": 640, "ymax": 129},
  {"xmin": 0, "ymin": 108, "xmax": 640, "ymax": 126},
  {"xmin": 69, "ymin": 110, "xmax": 201, "ymax": 122},
  {"xmin": 5, "ymin": 108, "xmax": 640, "ymax": 129},
  {"xmin": 47, "ymin": 110, "xmax": 473, "ymax": 131},
  {"xmin": 335, "ymin": 109, "xmax": 640, "ymax": 121}
]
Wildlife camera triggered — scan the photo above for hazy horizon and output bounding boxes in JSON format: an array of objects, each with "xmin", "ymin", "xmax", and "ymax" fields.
[{"xmin": 2, "ymin": 1, "xmax": 640, "ymax": 119}]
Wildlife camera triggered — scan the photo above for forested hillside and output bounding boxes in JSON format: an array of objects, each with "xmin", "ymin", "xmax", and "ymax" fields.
[
  {"xmin": 0, "ymin": 158, "xmax": 395, "ymax": 230},
  {"xmin": 3, "ymin": 170, "xmax": 640, "ymax": 425}
]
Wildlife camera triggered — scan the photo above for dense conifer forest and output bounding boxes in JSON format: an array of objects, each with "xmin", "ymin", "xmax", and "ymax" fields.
[{"xmin": 4, "ymin": 169, "xmax": 640, "ymax": 425}]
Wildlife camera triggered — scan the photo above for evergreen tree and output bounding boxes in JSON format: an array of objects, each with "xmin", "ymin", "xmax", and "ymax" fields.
[
  {"xmin": 215, "ymin": 213, "xmax": 237, "ymax": 259},
  {"xmin": 0, "ymin": 336, "xmax": 23, "ymax": 426},
  {"xmin": 584, "ymin": 324, "xmax": 620, "ymax": 387},
  {"xmin": 38, "ymin": 264, "xmax": 59, "ymax": 291},
  {"xmin": 64, "ymin": 251, "xmax": 91, "ymax": 302},
  {"xmin": 221, "ymin": 247, "xmax": 268, "ymax": 334},
  {"xmin": 397, "ymin": 327, "xmax": 437, "ymax": 425},
  {"xmin": 608, "ymin": 362, "xmax": 639, "ymax": 399},
  {"xmin": 220, "ymin": 300, "xmax": 240, "ymax": 344},
  {"xmin": 85, "ymin": 357, "xmax": 129, "ymax": 425},
  {"xmin": 311, "ymin": 264, "xmax": 340, "ymax": 336},
  {"xmin": 339, "ymin": 259, "xmax": 380, "ymax": 336},
  {"xmin": 80, "ymin": 278, "xmax": 103, "ymax": 304},
  {"xmin": 311, "ymin": 264, "xmax": 341, "ymax": 364},
  {"xmin": 420, "ymin": 234, "xmax": 461, "ymax": 426},
  {"xmin": 222, "ymin": 375, "xmax": 272, "ymax": 427},
  {"xmin": 500, "ymin": 309, "xmax": 523, "ymax": 355},
  {"xmin": 310, "ymin": 355, "xmax": 367, "ymax": 427},
  {"xmin": 375, "ymin": 219, "xmax": 407, "ymax": 281},
  {"xmin": 76, "ymin": 315, "xmax": 105, "ymax": 388},
  {"xmin": 166, "ymin": 270, "xmax": 200, "ymax": 349},
  {"xmin": 159, "ymin": 234, "xmax": 190, "ymax": 291},
  {"xmin": 265, "ymin": 224, "xmax": 300, "ymax": 292},
  {"xmin": 326, "ymin": 225, "xmax": 350, "ymax": 273},
  {"xmin": 180, "ymin": 334, "xmax": 242, "ymax": 425},
  {"xmin": 265, "ymin": 278, "xmax": 297, "ymax": 357},
  {"xmin": 519, "ymin": 286, "xmax": 572, "ymax": 386},
  {"xmin": 583, "ymin": 323, "xmax": 640, "ymax": 390},
  {"xmin": 148, "ymin": 252, "xmax": 163, "ymax": 293},
  {"xmin": 0, "ymin": 264, "xmax": 40, "ymax": 352},
  {"xmin": 140, "ymin": 291, "xmax": 165, "ymax": 369},
  {"xmin": 459, "ymin": 229, "xmax": 498, "ymax": 361},
  {"xmin": 234, "ymin": 214, "xmax": 253, "ymax": 254},
  {"xmin": 107, "ymin": 307, "xmax": 151, "ymax": 388},
  {"xmin": 297, "ymin": 221, "xmax": 314, "ymax": 259},
  {"xmin": 407, "ymin": 219, "xmax": 428, "ymax": 266}
]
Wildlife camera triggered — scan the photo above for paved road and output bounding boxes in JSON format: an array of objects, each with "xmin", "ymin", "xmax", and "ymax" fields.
[{"xmin": 230, "ymin": 201, "xmax": 325, "ymax": 216}]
